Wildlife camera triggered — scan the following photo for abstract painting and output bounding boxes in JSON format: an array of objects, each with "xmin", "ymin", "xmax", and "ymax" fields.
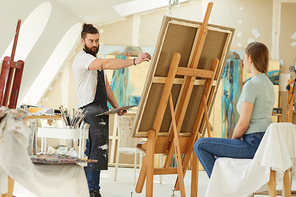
[
  {"xmin": 220, "ymin": 58, "xmax": 243, "ymax": 138},
  {"xmin": 97, "ymin": 45, "xmax": 154, "ymax": 110}
]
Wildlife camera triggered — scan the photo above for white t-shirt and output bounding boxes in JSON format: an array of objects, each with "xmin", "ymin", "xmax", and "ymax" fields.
[{"xmin": 72, "ymin": 51, "xmax": 106, "ymax": 108}]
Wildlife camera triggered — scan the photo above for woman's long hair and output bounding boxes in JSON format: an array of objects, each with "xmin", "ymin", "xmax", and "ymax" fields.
[{"xmin": 245, "ymin": 42, "xmax": 269, "ymax": 75}]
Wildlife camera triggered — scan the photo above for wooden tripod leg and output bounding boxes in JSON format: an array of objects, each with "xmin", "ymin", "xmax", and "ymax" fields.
[
  {"xmin": 146, "ymin": 130, "xmax": 156, "ymax": 197},
  {"xmin": 202, "ymin": 95, "xmax": 211, "ymax": 138},
  {"xmin": 174, "ymin": 138, "xmax": 186, "ymax": 197},
  {"xmin": 169, "ymin": 94, "xmax": 186, "ymax": 197},
  {"xmin": 268, "ymin": 170, "xmax": 276, "ymax": 197},
  {"xmin": 175, "ymin": 58, "xmax": 219, "ymax": 191},
  {"xmin": 286, "ymin": 79, "xmax": 294, "ymax": 123},
  {"xmin": 191, "ymin": 139, "xmax": 199, "ymax": 197},
  {"xmin": 0, "ymin": 57, "xmax": 11, "ymax": 106},
  {"xmin": 135, "ymin": 156, "xmax": 147, "ymax": 193},
  {"xmin": 136, "ymin": 53, "xmax": 181, "ymax": 194},
  {"xmin": 2, "ymin": 176, "xmax": 14, "ymax": 197},
  {"xmin": 283, "ymin": 170, "xmax": 291, "ymax": 197}
]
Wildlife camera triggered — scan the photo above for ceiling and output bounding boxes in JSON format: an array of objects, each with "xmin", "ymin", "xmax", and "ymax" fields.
[
  {"xmin": 54, "ymin": 0, "xmax": 131, "ymax": 25},
  {"xmin": 54, "ymin": 0, "xmax": 189, "ymax": 25}
]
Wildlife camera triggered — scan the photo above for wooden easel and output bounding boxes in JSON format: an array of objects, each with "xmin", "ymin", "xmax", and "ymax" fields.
[
  {"xmin": 135, "ymin": 3, "xmax": 218, "ymax": 197},
  {"xmin": 1, "ymin": 19, "xmax": 24, "ymax": 197},
  {"xmin": 286, "ymin": 78, "xmax": 295, "ymax": 123},
  {"xmin": 0, "ymin": 19, "xmax": 24, "ymax": 109}
]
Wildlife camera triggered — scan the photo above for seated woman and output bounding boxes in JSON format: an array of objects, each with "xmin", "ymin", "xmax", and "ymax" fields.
[{"xmin": 194, "ymin": 42, "xmax": 275, "ymax": 178}]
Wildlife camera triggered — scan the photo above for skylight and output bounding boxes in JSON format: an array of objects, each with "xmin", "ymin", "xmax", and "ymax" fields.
[{"xmin": 113, "ymin": 0, "xmax": 189, "ymax": 17}]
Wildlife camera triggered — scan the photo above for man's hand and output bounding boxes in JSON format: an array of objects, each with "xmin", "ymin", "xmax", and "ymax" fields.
[
  {"xmin": 135, "ymin": 52, "xmax": 151, "ymax": 64},
  {"xmin": 117, "ymin": 109, "xmax": 127, "ymax": 116}
]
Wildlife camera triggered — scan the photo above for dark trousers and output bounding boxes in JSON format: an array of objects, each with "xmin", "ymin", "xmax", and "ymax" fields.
[{"xmin": 84, "ymin": 166, "xmax": 101, "ymax": 192}]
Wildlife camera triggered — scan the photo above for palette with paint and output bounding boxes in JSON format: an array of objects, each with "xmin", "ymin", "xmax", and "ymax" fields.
[
  {"xmin": 30, "ymin": 154, "xmax": 98, "ymax": 164},
  {"xmin": 96, "ymin": 105, "xmax": 138, "ymax": 116}
]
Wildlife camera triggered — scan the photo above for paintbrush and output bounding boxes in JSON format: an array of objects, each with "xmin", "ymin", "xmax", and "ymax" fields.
[
  {"xmin": 75, "ymin": 111, "xmax": 87, "ymax": 128},
  {"xmin": 59, "ymin": 106, "xmax": 68, "ymax": 126},
  {"xmin": 65, "ymin": 108, "xmax": 70, "ymax": 126},
  {"xmin": 72, "ymin": 109, "xmax": 80, "ymax": 126},
  {"xmin": 74, "ymin": 114, "xmax": 86, "ymax": 128}
]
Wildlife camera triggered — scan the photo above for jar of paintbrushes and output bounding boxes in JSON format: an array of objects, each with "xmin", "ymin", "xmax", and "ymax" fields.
[{"xmin": 59, "ymin": 105, "xmax": 88, "ymax": 129}]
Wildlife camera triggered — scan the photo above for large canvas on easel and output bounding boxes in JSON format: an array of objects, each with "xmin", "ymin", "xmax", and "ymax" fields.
[{"xmin": 132, "ymin": 16, "xmax": 235, "ymax": 138}]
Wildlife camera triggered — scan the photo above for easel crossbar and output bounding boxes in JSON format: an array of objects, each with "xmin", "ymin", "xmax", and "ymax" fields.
[
  {"xmin": 152, "ymin": 76, "xmax": 217, "ymax": 86},
  {"xmin": 154, "ymin": 168, "xmax": 178, "ymax": 175},
  {"xmin": 9, "ymin": 61, "xmax": 23, "ymax": 69},
  {"xmin": 139, "ymin": 136, "xmax": 191, "ymax": 154},
  {"xmin": 176, "ymin": 67, "xmax": 214, "ymax": 78}
]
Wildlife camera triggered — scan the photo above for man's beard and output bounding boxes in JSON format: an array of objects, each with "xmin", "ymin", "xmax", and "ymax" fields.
[{"xmin": 84, "ymin": 45, "xmax": 99, "ymax": 57}]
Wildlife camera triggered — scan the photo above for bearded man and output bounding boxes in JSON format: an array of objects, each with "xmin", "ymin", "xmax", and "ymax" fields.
[{"xmin": 72, "ymin": 23, "xmax": 151, "ymax": 197}]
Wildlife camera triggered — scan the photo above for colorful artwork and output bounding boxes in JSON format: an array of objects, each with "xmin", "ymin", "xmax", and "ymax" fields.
[
  {"xmin": 98, "ymin": 45, "xmax": 154, "ymax": 110},
  {"xmin": 242, "ymin": 51, "xmax": 280, "ymax": 85},
  {"xmin": 221, "ymin": 59, "xmax": 243, "ymax": 138},
  {"xmin": 245, "ymin": 63, "xmax": 280, "ymax": 85},
  {"xmin": 110, "ymin": 55, "xmax": 129, "ymax": 107}
]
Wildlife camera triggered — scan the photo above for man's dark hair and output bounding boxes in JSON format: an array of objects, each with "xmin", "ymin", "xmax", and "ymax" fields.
[{"xmin": 81, "ymin": 23, "xmax": 99, "ymax": 39}]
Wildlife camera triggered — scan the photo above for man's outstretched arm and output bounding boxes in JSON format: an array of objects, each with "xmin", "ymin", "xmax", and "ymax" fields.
[{"xmin": 88, "ymin": 52, "xmax": 151, "ymax": 70}]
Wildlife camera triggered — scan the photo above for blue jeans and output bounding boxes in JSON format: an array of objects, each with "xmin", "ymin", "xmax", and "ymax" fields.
[
  {"xmin": 85, "ymin": 169, "xmax": 101, "ymax": 192},
  {"xmin": 84, "ymin": 141, "xmax": 100, "ymax": 192},
  {"xmin": 194, "ymin": 132, "xmax": 265, "ymax": 178},
  {"xmin": 85, "ymin": 139, "xmax": 89, "ymax": 156}
]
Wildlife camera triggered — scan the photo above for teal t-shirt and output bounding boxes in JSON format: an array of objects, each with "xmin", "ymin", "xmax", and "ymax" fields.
[{"xmin": 236, "ymin": 73, "xmax": 275, "ymax": 134}]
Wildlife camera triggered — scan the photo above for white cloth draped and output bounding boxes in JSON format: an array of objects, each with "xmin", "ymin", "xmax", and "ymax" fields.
[
  {"xmin": 205, "ymin": 122, "xmax": 296, "ymax": 197},
  {"xmin": 0, "ymin": 107, "xmax": 89, "ymax": 197}
]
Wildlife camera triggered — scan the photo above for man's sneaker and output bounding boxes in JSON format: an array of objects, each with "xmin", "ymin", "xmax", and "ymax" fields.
[{"xmin": 90, "ymin": 190, "xmax": 102, "ymax": 197}]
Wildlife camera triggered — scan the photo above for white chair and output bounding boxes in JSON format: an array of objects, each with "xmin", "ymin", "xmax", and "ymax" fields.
[
  {"xmin": 205, "ymin": 122, "xmax": 296, "ymax": 197},
  {"xmin": 114, "ymin": 115, "xmax": 144, "ymax": 185}
]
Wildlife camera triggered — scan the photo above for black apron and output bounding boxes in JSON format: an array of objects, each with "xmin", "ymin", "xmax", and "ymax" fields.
[{"xmin": 83, "ymin": 69, "xmax": 109, "ymax": 172}]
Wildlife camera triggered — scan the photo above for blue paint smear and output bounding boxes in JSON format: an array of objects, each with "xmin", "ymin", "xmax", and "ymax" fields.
[
  {"xmin": 108, "ymin": 55, "xmax": 141, "ymax": 109},
  {"xmin": 108, "ymin": 55, "xmax": 129, "ymax": 108},
  {"xmin": 221, "ymin": 59, "xmax": 242, "ymax": 138},
  {"xmin": 245, "ymin": 70, "xmax": 279, "ymax": 85},
  {"xmin": 130, "ymin": 96, "xmax": 141, "ymax": 105}
]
